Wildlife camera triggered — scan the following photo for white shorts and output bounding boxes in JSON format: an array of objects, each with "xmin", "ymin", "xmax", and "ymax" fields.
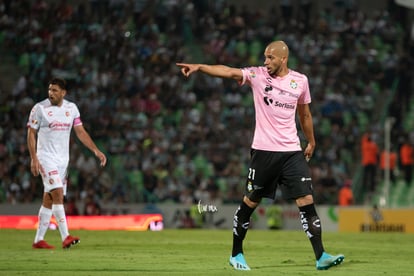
[{"xmin": 38, "ymin": 158, "xmax": 68, "ymax": 196}]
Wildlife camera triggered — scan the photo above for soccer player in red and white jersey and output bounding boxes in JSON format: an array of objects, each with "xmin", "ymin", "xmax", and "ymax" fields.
[
  {"xmin": 177, "ymin": 41, "xmax": 344, "ymax": 271},
  {"xmin": 27, "ymin": 78, "xmax": 107, "ymax": 249}
]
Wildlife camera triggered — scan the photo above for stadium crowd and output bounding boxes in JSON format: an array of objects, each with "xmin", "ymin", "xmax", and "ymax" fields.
[{"xmin": 0, "ymin": 0, "xmax": 413, "ymax": 212}]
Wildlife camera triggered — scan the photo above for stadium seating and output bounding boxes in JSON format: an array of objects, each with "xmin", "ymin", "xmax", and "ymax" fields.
[{"xmin": 0, "ymin": 0, "xmax": 412, "ymax": 208}]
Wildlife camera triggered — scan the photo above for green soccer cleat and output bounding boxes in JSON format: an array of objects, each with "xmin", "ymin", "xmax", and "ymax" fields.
[
  {"xmin": 316, "ymin": 252, "xmax": 345, "ymax": 270},
  {"xmin": 229, "ymin": 253, "xmax": 251, "ymax": 270}
]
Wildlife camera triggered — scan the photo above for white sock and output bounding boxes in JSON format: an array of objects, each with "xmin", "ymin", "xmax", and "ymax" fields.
[
  {"xmin": 34, "ymin": 206, "xmax": 52, "ymax": 243},
  {"xmin": 52, "ymin": 204, "xmax": 69, "ymax": 241}
]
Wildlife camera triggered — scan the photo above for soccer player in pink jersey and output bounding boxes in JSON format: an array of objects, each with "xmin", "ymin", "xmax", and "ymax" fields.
[
  {"xmin": 27, "ymin": 78, "xmax": 107, "ymax": 249},
  {"xmin": 177, "ymin": 41, "xmax": 344, "ymax": 271}
]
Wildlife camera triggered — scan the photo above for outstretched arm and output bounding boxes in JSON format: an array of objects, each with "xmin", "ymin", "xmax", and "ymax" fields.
[
  {"xmin": 74, "ymin": 125, "xmax": 107, "ymax": 167},
  {"xmin": 176, "ymin": 63, "xmax": 243, "ymax": 82},
  {"xmin": 297, "ymin": 103, "xmax": 316, "ymax": 161}
]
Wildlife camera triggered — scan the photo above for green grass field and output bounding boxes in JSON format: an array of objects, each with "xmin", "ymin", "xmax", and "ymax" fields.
[{"xmin": 0, "ymin": 229, "xmax": 413, "ymax": 275}]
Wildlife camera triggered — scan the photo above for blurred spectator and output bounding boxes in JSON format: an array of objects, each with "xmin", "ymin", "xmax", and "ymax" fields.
[
  {"xmin": 266, "ymin": 205, "xmax": 282, "ymax": 230},
  {"xmin": 338, "ymin": 179, "xmax": 354, "ymax": 206},
  {"xmin": 97, "ymin": 170, "xmax": 113, "ymax": 202},
  {"xmin": 180, "ymin": 209, "xmax": 196, "ymax": 229},
  {"xmin": 179, "ymin": 187, "xmax": 195, "ymax": 205},
  {"xmin": 142, "ymin": 168, "xmax": 158, "ymax": 203},
  {"xmin": 75, "ymin": 153, "xmax": 98, "ymax": 175},
  {"xmin": 83, "ymin": 194, "xmax": 101, "ymax": 216},
  {"xmin": 315, "ymin": 165, "xmax": 339, "ymax": 204},
  {"xmin": 5, "ymin": 176, "xmax": 20, "ymax": 204},
  {"xmin": 400, "ymin": 137, "xmax": 414, "ymax": 187},
  {"xmin": 65, "ymin": 196, "xmax": 80, "ymax": 216},
  {"xmin": 172, "ymin": 209, "xmax": 197, "ymax": 228},
  {"xmin": 0, "ymin": 0, "xmax": 411, "ymax": 206},
  {"xmin": 380, "ymin": 148, "xmax": 397, "ymax": 185},
  {"xmin": 361, "ymin": 131, "xmax": 379, "ymax": 195}
]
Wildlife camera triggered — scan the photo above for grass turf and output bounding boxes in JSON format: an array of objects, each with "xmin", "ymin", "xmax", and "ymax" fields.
[{"xmin": 0, "ymin": 229, "xmax": 413, "ymax": 275}]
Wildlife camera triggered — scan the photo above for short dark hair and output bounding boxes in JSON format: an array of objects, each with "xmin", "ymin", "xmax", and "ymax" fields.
[{"xmin": 49, "ymin": 78, "xmax": 67, "ymax": 90}]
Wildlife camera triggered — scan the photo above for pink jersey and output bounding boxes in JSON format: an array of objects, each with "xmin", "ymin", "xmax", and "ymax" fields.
[
  {"xmin": 27, "ymin": 99, "xmax": 82, "ymax": 164},
  {"xmin": 240, "ymin": 67, "xmax": 311, "ymax": 151}
]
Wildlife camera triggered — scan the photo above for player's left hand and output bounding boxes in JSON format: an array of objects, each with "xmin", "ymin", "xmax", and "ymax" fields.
[
  {"xmin": 95, "ymin": 150, "xmax": 107, "ymax": 167},
  {"xmin": 30, "ymin": 158, "xmax": 40, "ymax": 176},
  {"xmin": 304, "ymin": 143, "xmax": 315, "ymax": 162}
]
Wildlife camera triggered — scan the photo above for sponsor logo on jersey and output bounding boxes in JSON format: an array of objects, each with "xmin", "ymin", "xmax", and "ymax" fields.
[
  {"xmin": 247, "ymin": 181, "xmax": 253, "ymax": 192},
  {"xmin": 48, "ymin": 170, "xmax": 59, "ymax": 176},
  {"xmin": 264, "ymin": 85, "xmax": 272, "ymax": 93},
  {"xmin": 249, "ymin": 70, "xmax": 256, "ymax": 78},
  {"xmin": 277, "ymin": 89, "xmax": 299, "ymax": 99},
  {"xmin": 48, "ymin": 121, "xmax": 71, "ymax": 130},
  {"xmin": 263, "ymin": 97, "xmax": 295, "ymax": 110},
  {"xmin": 290, "ymin": 79, "xmax": 298, "ymax": 89},
  {"xmin": 274, "ymin": 101, "xmax": 295, "ymax": 109}
]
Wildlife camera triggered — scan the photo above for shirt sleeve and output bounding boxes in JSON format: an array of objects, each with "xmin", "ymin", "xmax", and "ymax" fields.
[
  {"xmin": 27, "ymin": 104, "xmax": 41, "ymax": 130},
  {"xmin": 73, "ymin": 104, "xmax": 83, "ymax": 126},
  {"xmin": 298, "ymin": 75, "xmax": 311, "ymax": 104},
  {"xmin": 239, "ymin": 67, "xmax": 257, "ymax": 86}
]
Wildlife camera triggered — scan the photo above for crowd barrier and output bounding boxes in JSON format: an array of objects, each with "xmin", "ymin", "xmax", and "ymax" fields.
[
  {"xmin": 1, "ymin": 203, "xmax": 413, "ymax": 232},
  {"xmin": 0, "ymin": 214, "xmax": 164, "ymax": 231},
  {"xmin": 338, "ymin": 207, "xmax": 414, "ymax": 233}
]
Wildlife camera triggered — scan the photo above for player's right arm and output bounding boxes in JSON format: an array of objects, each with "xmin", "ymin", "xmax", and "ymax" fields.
[
  {"xmin": 176, "ymin": 63, "xmax": 243, "ymax": 82},
  {"xmin": 27, "ymin": 127, "xmax": 40, "ymax": 176}
]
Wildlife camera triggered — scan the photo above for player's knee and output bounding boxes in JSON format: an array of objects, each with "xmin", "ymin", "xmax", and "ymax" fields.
[
  {"xmin": 243, "ymin": 196, "xmax": 260, "ymax": 208},
  {"xmin": 296, "ymin": 194, "xmax": 314, "ymax": 206},
  {"xmin": 42, "ymin": 193, "xmax": 53, "ymax": 207}
]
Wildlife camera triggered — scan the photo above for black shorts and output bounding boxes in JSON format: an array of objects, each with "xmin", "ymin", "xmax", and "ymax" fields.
[{"xmin": 244, "ymin": 149, "xmax": 313, "ymax": 202}]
